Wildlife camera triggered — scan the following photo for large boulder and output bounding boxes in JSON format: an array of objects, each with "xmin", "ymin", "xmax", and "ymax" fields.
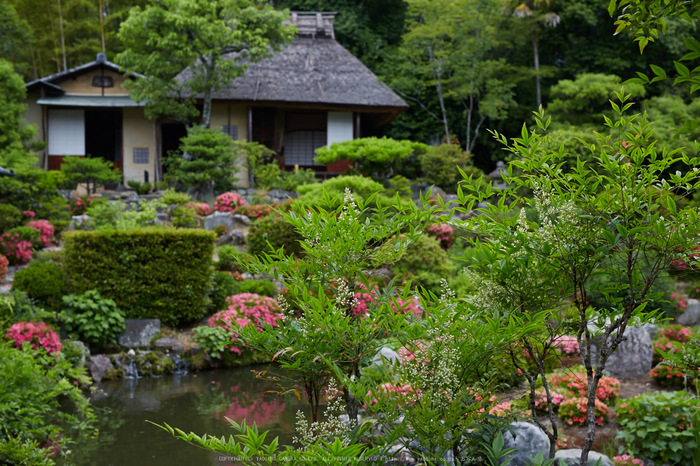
[
  {"xmin": 372, "ymin": 346, "xmax": 401, "ymax": 367},
  {"xmin": 204, "ymin": 211, "xmax": 234, "ymax": 232},
  {"xmin": 501, "ymin": 422, "xmax": 550, "ymax": 466},
  {"xmin": 87, "ymin": 355, "xmax": 114, "ymax": 383},
  {"xmin": 676, "ymin": 298, "xmax": 700, "ymax": 326},
  {"xmin": 555, "ymin": 449, "xmax": 613, "ymax": 466},
  {"xmin": 118, "ymin": 319, "xmax": 161, "ymax": 348},
  {"xmin": 590, "ymin": 325, "xmax": 653, "ymax": 378}
]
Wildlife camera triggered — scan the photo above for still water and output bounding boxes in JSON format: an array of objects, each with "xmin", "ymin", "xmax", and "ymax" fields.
[{"xmin": 72, "ymin": 365, "xmax": 307, "ymax": 466}]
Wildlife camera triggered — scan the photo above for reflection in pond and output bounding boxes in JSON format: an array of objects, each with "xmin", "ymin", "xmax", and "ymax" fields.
[{"xmin": 69, "ymin": 365, "xmax": 306, "ymax": 466}]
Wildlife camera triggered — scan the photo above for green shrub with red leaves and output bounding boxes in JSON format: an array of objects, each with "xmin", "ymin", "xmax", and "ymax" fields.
[{"xmin": 559, "ymin": 396, "xmax": 610, "ymax": 426}]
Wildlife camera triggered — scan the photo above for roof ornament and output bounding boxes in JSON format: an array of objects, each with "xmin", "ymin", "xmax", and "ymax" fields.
[
  {"xmin": 96, "ymin": 52, "xmax": 107, "ymax": 63},
  {"xmin": 289, "ymin": 11, "xmax": 336, "ymax": 39}
]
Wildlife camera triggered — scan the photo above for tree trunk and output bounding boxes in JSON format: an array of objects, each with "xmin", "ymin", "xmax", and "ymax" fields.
[
  {"xmin": 532, "ymin": 27, "xmax": 541, "ymax": 108},
  {"xmin": 57, "ymin": 0, "xmax": 67, "ymax": 72},
  {"xmin": 427, "ymin": 45, "xmax": 450, "ymax": 142}
]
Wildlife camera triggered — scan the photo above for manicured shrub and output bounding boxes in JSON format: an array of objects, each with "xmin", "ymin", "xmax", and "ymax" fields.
[
  {"xmin": 616, "ymin": 391, "xmax": 698, "ymax": 464},
  {"xmin": 295, "ymin": 175, "xmax": 395, "ymax": 209},
  {"xmin": 559, "ymin": 396, "xmax": 609, "ymax": 426},
  {"xmin": 0, "ymin": 203, "xmax": 23, "ymax": 232},
  {"xmin": 549, "ymin": 370, "xmax": 621, "ymax": 403},
  {"xmin": 216, "ymin": 245, "xmax": 246, "ymax": 272},
  {"xmin": 69, "ymin": 196, "xmax": 95, "ymax": 215},
  {"xmin": 649, "ymin": 363, "xmax": 687, "ymax": 388},
  {"xmin": 11, "ymin": 262, "xmax": 66, "ymax": 311},
  {"xmin": 234, "ymin": 204, "xmax": 275, "ymax": 221},
  {"xmin": 207, "ymin": 271, "xmax": 241, "ymax": 314},
  {"xmin": 234, "ymin": 279, "xmax": 277, "ymax": 298},
  {"xmin": 391, "ymin": 234, "xmax": 455, "ymax": 293},
  {"xmin": 26, "ymin": 220, "xmax": 55, "ymax": 248},
  {"xmin": 426, "ymin": 222, "xmax": 454, "ymax": 249},
  {"xmin": 246, "ymin": 214, "xmax": 303, "ymax": 258},
  {"xmin": 61, "ymin": 290, "xmax": 125, "ymax": 348},
  {"xmin": 214, "ymin": 192, "xmax": 245, "ymax": 212},
  {"xmin": 5, "ymin": 226, "xmax": 40, "ymax": 249},
  {"xmin": 0, "ymin": 254, "xmax": 8, "ymax": 281},
  {"xmin": 62, "ymin": 228, "xmax": 215, "ymax": 327},
  {"xmin": 0, "ymin": 232, "xmax": 33, "ymax": 265},
  {"xmin": 4, "ymin": 321, "xmax": 61, "ymax": 356},
  {"xmin": 419, "ymin": 144, "xmax": 483, "ymax": 193},
  {"xmin": 206, "ymin": 293, "xmax": 282, "ymax": 355}
]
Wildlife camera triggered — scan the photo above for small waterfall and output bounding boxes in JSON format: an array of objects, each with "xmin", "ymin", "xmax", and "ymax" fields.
[
  {"xmin": 171, "ymin": 353, "xmax": 190, "ymax": 375},
  {"xmin": 122, "ymin": 357, "xmax": 140, "ymax": 379}
]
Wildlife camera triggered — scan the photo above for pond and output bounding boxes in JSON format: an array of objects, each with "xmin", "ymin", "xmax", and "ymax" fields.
[{"xmin": 70, "ymin": 365, "xmax": 307, "ymax": 466}]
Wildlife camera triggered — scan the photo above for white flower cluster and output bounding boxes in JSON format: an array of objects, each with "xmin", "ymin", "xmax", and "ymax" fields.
[{"xmin": 293, "ymin": 379, "xmax": 352, "ymax": 449}]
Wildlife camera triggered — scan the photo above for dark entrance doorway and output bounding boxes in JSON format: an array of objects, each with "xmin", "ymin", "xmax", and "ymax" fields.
[
  {"xmin": 160, "ymin": 122, "xmax": 187, "ymax": 177},
  {"xmin": 85, "ymin": 109, "xmax": 123, "ymax": 171}
]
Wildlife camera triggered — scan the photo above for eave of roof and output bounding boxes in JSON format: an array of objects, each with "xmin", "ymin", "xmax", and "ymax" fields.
[
  {"xmin": 36, "ymin": 95, "xmax": 143, "ymax": 108},
  {"xmin": 25, "ymin": 53, "xmax": 142, "ymax": 91}
]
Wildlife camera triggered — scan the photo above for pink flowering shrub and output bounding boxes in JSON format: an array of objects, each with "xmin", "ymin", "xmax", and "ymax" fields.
[
  {"xmin": 549, "ymin": 371, "xmax": 620, "ymax": 403},
  {"xmin": 670, "ymin": 291, "xmax": 687, "ymax": 312},
  {"xmin": 214, "ymin": 192, "xmax": 246, "ymax": 212},
  {"xmin": 426, "ymin": 223, "xmax": 454, "ymax": 249},
  {"xmin": 0, "ymin": 232, "xmax": 33, "ymax": 265},
  {"xmin": 364, "ymin": 382, "xmax": 418, "ymax": 409},
  {"xmin": 26, "ymin": 220, "xmax": 55, "ymax": 248},
  {"xmin": 208, "ymin": 293, "xmax": 282, "ymax": 355},
  {"xmin": 352, "ymin": 283, "xmax": 422, "ymax": 318},
  {"xmin": 553, "ymin": 335, "xmax": 580, "ymax": 356},
  {"xmin": 0, "ymin": 254, "xmax": 7, "ymax": 281},
  {"xmin": 613, "ymin": 454, "xmax": 644, "ymax": 466},
  {"xmin": 659, "ymin": 325, "xmax": 694, "ymax": 343},
  {"xmin": 650, "ymin": 363, "xmax": 687, "ymax": 388},
  {"xmin": 559, "ymin": 396, "xmax": 609, "ymax": 426},
  {"xmin": 185, "ymin": 202, "xmax": 212, "ymax": 216},
  {"xmin": 652, "ymin": 339, "xmax": 684, "ymax": 365},
  {"xmin": 69, "ymin": 196, "xmax": 94, "ymax": 215},
  {"xmin": 22, "ymin": 210, "xmax": 35, "ymax": 219},
  {"xmin": 234, "ymin": 204, "xmax": 275, "ymax": 221},
  {"xmin": 533, "ymin": 389, "xmax": 566, "ymax": 414},
  {"xmin": 671, "ymin": 245, "xmax": 700, "ymax": 271},
  {"xmin": 5, "ymin": 321, "xmax": 61, "ymax": 356}
]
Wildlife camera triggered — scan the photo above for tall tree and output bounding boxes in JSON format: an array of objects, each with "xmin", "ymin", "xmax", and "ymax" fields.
[
  {"xmin": 384, "ymin": 0, "xmax": 517, "ymax": 152},
  {"xmin": 505, "ymin": 0, "xmax": 561, "ymax": 108},
  {"xmin": 116, "ymin": 0, "xmax": 296, "ymax": 127}
]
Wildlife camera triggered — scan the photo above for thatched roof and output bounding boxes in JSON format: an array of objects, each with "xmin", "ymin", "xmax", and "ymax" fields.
[
  {"xmin": 179, "ymin": 13, "xmax": 406, "ymax": 116},
  {"xmin": 209, "ymin": 36, "xmax": 406, "ymax": 112}
]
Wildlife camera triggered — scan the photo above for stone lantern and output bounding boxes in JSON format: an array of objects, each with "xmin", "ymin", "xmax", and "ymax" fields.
[{"xmin": 488, "ymin": 160, "xmax": 507, "ymax": 190}]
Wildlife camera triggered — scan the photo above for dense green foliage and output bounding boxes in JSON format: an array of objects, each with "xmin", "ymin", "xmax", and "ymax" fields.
[
  {"xmin": 0, "ymin": 204, "xmax": 23, "ymax": 232},
  {"xmin": 164, "ymin": 125, "xmax": 240, "ymax": 200},
  {"xmin": 246, "ymin": 214, "xmax": 303, "ymax": 258},
  {"xmin": 419, "ymin": 144, "xmax": 484, "ymax": 193},
  {"xmin": 115, "ymin": 0, "xmax": 295, "ymax": 126},
  {"xmin": 391, "ymin": 233, "xmax": 455, "ymax": 293},
  {"xmin": 59, "ymin": 157, "xmax": 121, "ymax": 194},
  {"xmin": 315, "ymin": 137, "xmax": 427, "ymax": 179},
  {"xmin": 12, "ymin": 262, "xmax": 66, "ymax": 312},
  {"xmin": 62, "ymin": 228, "xmax": 215, "ymax": 327},
  {"xmin": 0, "ymin": 341, "xmax": 95, "ymax": 464},
  {"xmin": 295, "ymin": 175, "xmax": 400, "ymax": 209},
  {"xmin": 616, "ymin": 391, "xmax": 699, "ymax": 464},
  {"xmin": 61, "ymin": 290, "xmax": 126, "ymax": 348}
]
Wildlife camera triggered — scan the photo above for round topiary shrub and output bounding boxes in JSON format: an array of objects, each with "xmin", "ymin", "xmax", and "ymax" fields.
[
  {"xmin": 246, "ymin": 214, "xmax": 303, "ymax": 257},
  {"xmin": 12, "ymin": 261, "xmax": 66, "ymax": 311},
  {"xmin": 0, "ymin": 204, "xmax": 23, "ymax": 233},
  {"xmin": 391, "ymin": 234, "xmax": 455, "ymax": 293}
]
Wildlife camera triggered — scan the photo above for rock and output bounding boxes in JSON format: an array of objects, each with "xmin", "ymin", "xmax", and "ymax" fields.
[
  {"xmin": 118, "ymin": 319, "xmax": 161, "ymax": 348},
  {"xmin": 372, "ymin": 346, "xmax": 401, "ymax": 367},
  {"xmin": 555, "ymin": 449, "xmax": 613, "ymax": 466},
  {"xmin": 87, "ymin": 355, "xmax": 114, "ymax": 383},
  {"xmin": 68, "ymin": 214, "xmax": 90, "ymax": 230},
  {"xmin": 501, "ymin": 422, "xmax": 550, "ymax": 466},
  {"xmin": 216, "ymin": 230, "xmax": 245, "ymax": 246},
  {"xmin": 231, "ymin": 214, "xmax": 250, "ymax": 226},
  {"xmin": 154, "ymin": 337, "xmax": 186, "ymax": 354},
  {"xmin": 676, "ymin": 298, "xmax": 700, "ymax": 326},
  {"xmin": 642, "ymin": 323, "xmax": 660, "ymax": 340},
  {"xmin": 126, "ymin": 192, "xmax": 141, "ymax": 203},
  {"xmin": 155, "ymin": 212, "xmax": 170, "ymax": 224},
  {"xmin": 204, "ymin": 211, "xmax": 234, "ymax": 232},
  {"xmin": 590, "ymin": 325, "xmax": 653, "ymax": 378},
  {"xmin": 70, "ymin": 340, "xmax": 90, "ymax": 366}
]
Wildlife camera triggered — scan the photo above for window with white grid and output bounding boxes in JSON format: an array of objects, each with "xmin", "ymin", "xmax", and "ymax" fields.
[
  {"xmin": 222, "ymin": 125, "xmax": 238, "ymax": 140},
  {"xmin": 133, "ymin": 147, "xmax": 149, "ymax": 164},
  {"xmin": 284, "ymin": 130, "xmax": 326, "ymax": 166}
]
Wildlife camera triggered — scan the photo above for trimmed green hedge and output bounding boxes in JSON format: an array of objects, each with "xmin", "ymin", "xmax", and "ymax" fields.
[{"xmin": 62, "ymin": 228, "xmax": 215, "ymax": 327}]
